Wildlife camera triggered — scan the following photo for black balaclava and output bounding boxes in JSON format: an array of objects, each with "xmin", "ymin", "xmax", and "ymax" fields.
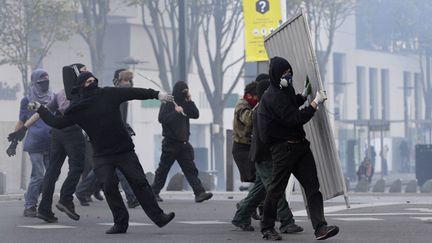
[
  {"xmin": 269, "ymin": 56, "xmax": 292, "ymax": 88},
  {"xmin": 255, "ymin": 73, "xmax": 270, "ymax": 83},
  {"xmin": 65, "ymin": 71, "xmax": 99, "ymax": 114},
  {"xmin": 172, "ymin": 81, "xmax": 189, "ymax": 103},
  {"xmin": 75, "ymin": 71, "xmax": 99, "ymax": 95}
]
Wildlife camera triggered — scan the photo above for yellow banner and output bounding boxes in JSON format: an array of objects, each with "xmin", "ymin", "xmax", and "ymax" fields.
[{"xmin": 243, "ymin": 0, "xmax": 282, "ymax": 62}]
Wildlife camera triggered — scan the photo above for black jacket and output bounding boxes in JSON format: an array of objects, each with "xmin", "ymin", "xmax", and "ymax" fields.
[
  {"xmin": 158, "ymin": 100, "xmax": 199, "ymax": 142},
  {"xmin": 249, "ymin": 106, "xmax": 272, "ymax": 163},
  {"xmin": 257, "ymin": 84, "xmax": 315, "ymax": 145},
  {"xmin": 37, "ymin": 87, "xmax": 159, "ymax": 157}
]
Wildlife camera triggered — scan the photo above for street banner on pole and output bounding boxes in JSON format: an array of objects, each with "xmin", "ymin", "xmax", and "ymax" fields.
[
  {"xmin": 264, "ymin": 11, "xmax": 349, "ymax": 207},
  {"xmin": 242, "ymin": 0, "xmax": 282, "ymax": 62}
]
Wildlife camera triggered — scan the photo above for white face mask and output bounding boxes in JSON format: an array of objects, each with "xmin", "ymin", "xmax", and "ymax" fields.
[{"xmin": 279, "ymin": 74, "xmax": 292, "ymax": 88}]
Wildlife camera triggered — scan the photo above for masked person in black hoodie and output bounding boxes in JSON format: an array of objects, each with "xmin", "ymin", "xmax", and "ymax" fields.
[
  {"xmin": 232, "ymin": 79, "xmax": 303, "ymax": 234},
  {"xmin": 257, "ymin": 57, "xmax": 339, "ymax": 241},
  {"xmin": 30, "ymin": 71, "xmax": 175, "ymax": 234},
  {"xmin": 152, "ymin": 81, "xmax": 213, "ymax": 203}
]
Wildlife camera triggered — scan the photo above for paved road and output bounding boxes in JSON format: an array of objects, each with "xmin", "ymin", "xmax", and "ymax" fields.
[{"xmin": 0, "ymin": 193, "xmax": 431, "ymax": 243}]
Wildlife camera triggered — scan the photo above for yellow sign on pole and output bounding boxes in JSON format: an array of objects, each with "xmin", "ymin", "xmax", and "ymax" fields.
[{"xmin": 243, "ymin": 0, "xmax": 282, "ymax": 62}]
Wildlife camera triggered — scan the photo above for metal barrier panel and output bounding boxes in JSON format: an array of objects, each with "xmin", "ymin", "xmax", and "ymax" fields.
[{"xmin": 264, "ymin": 12, "xmax": 348, "ymax": 204}]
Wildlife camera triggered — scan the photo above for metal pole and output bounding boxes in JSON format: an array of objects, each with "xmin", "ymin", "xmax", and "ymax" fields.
[{"xmin": 179, "ymin": 0, "xmax": 187, "ymax": 82}]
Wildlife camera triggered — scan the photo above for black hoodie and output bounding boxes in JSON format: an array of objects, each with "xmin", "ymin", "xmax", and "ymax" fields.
[
  {"xmin": 37, "ymin": 72, "xmax": 160, "ymax": 157},
  {"xmin": 257, "ymin": 56, "xmax": 315, "ymax": 145},
  {"xmin": 159, "ymin": 81, "xmax": 199, "ymax": 142}
]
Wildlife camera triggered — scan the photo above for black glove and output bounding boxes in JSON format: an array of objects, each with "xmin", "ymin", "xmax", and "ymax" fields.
[
  {"xmin": 125, "ymin": 124, "xmax": 136, "ymax": 136},
  {"xmin": 8, "ymin": 126, "xmax": 27, "ymax": 142},
  {"xmin": 6, "ymin": 140, "xmax": 18, "ymax": 157}
]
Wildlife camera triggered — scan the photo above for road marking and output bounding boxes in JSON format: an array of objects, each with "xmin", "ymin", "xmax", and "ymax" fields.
[
  {"xmin": 97, "ymin": 222, "xmax": 152, "ymax": 226},
  {"xmin": 176, "ymin": 221, "xmax": 229, "ymax": 225},
  {"xmin": 411, "ymin": 217, "xmax": 432, "ymax": 222},
  {"xmin": 18, "ymin": 225, "xmax": 76, "ymax": 229},
  {"xmin": 325, "ymin": 212, "xmax": 432, "ymax": 216},
  {"xmin": 332, "ymin": 217, "xmax": 383, "ymax": 221},
  {"xmin": 292, "ymin": 202, "xmax": 400, "ymax": 217},
  {"xmin": 405, "ymin": 208, "xmax": 432, "ymax": 213}
]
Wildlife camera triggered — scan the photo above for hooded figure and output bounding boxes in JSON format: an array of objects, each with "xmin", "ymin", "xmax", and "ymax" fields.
[
  {"xmin": 65, "ymin": 72, "xmax": 100, "ymax": 114},
  {"xmin": 33, "ymin": 70, "xmax": 175, "ymax": 234},
  {"xmin": 172, "ymin": 81, "xmax": 189, "ymax": 104},
  {"xmin": 152, "ymin": 80, "xmax": 213, "ymax": 203},
  {"xmin": 268, "ymin": 56, "xmax": 292, "ymax": 89},
  {"xmin": 257, "ymin": 56, "xmax": 338, "ymax": 240},
  {"xmin": 28, "ymin": 69, "xmax": 53, "ymax": 105}
]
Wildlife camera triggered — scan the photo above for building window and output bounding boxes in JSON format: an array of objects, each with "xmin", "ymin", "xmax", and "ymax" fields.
[
  {"xmin": 381, "ymin": 69, "xmax": 390, "ymax": 120},
  {"xmin": 369, "ymin": 68, "xmax": 379, "ymax": 120},
  {"xmin": 333, "ymin": 53, "xmax": 347, "ymax": 120},
  {"xmin": 356, "ymin": 66, "xmax": 367, "ymax": 120}
]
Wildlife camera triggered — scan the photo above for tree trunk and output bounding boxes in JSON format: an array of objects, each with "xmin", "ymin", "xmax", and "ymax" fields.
[
  {"xmin": 212, "ymin": 104, "xmax": 225, "ymax": 190},
  {"xmin": 19, "ymin": 64, "xmax": 29, "ymax": 96}
]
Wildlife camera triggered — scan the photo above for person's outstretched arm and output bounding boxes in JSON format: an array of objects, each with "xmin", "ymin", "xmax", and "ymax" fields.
[
  {"xmin": 36, "ymin": 106, "xmax": 75, "ymax": 129},
  {"xmin": 105, "ymin": 87, "xmax": 172, "ymax": 104}
]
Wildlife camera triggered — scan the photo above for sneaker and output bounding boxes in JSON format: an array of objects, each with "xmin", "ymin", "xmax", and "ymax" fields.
[
  {"xmin": 233, "ymin": 224, "xmax": 254, "ymax": 231},
  {"xmin": 154, "ymin": 212, "xmax": 175, "ymax": 228},
  {"xmin": 23, "ymin": 206, "xmax": 37, "ymax": 217},
  {"xmin": 93, "ymin": 191, "xmax": 104, "ymax": 201},
  {"xmin": 127, "ymin": 200, "xmax": 140, "ymax": 209},
  {"xmin": 195, "ymin": 192, "xmax": 213, "ymax": 203},
  {"xmin": 37, "ymin": 210, "xmax": 58, "ymax": 223},
  {"xmin": 262, "ymin": 228, "xmax": 282, "ymax": 241},
  {"xmin": 56, "ymin": 202, "xmax": 80, "ymax": 221},
  {"xmin": 105, "ymin": 224, "xmax": 128, "ymax": 234},
  {"xmin": 280, "ymin": 223, "xmax": 304, "ymax": 234},
  {"xmin": 75, "ymin": 193, "xmax": 90, "ymax": 206},
  {"xmin": 315, "ymin": 225, "xmax": 339, "ymax": 240},
  {"xmin": 154, "ymin": 194, "xmax": 163, "ymax": 202}
]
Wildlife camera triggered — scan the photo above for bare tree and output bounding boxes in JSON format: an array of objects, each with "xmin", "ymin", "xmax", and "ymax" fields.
[
  {"xmin": 286, "ymin": 0, "xmax": 355, "ymax": 83},
  {"xmin": 75, "ymin": 0, "xmax": 110, "ymax": 78},
  {"xmin": 193, "ymin": 0, "xmax": 244, "ymax": 188},
  {"xmin": 0, "ymin": 0, "xmax": 73, "ymax": 94},
  {"xmin": 128, "ymin": 0, "xmax": 203, "ymax": 91}
]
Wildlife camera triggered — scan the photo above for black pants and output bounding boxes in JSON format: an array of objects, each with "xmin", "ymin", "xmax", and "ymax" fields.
[
  {"xmin": 152, "ymin": 139, "xmax": 205, "ymax": 196},
  {"xmin": 232, "ymin": 142, "xmax": 255, "ymax": 182},
  {"xmin": 39, "ymin": 126, "xmax": 85, "ymax": 213},
  {"xmin": 93, "ymin": 151, "xmax": 164, "ymax": 227},
  {"xmin": 261, "ymin": 140, "xmax": 327, "ymax": 232}
]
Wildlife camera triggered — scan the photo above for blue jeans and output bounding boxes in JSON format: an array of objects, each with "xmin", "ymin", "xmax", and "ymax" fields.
[{"xmin": 24, "ymin": 152, "xmax": 49, "ymax": 209}]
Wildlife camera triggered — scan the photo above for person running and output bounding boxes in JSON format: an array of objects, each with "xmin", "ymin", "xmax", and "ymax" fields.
[
  {"xmin": 152, "ymin": 81, "xmax": 213, "ymax": 203},
  {"xmin": 31, "ymin": 71, "xmax": 175, "ymax": 234}
]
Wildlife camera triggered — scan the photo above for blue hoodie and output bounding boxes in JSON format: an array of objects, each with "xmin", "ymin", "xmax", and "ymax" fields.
[{"xmin": 19, "ymin": 97, "xmax": 51, "ymax": 153}]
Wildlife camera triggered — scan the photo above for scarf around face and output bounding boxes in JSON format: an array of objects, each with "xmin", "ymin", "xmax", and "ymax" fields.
[{"xmin": 27, "ymin": 69, "xmax": 53, "ymax": 105}]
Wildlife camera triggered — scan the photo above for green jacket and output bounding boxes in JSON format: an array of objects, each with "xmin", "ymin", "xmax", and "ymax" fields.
[{"xmin": 233, "ymin": 99, "xmax": 253, "ymax": 144}]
